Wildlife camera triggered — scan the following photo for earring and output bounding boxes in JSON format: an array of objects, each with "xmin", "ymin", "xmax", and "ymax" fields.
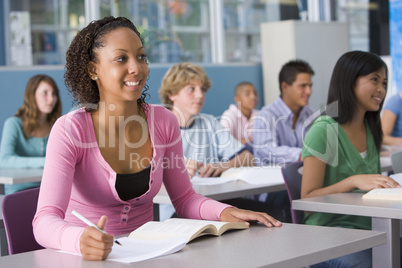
[{"xmin": 94, "ymin": 76, "xmax": 98, "ymax": 80}]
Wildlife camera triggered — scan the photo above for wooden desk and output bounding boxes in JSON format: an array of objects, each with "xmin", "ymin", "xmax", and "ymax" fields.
[
  {"xmin": 0, "ymin": 223, "xmax": 386, "ymax": 268},
  {"xmin": 0, "ymin": 169, "xmax": 43, "ymax": 194},
  {"xmin": 293, "ymin": 192, "xmax": 402, "ymax": 268}
]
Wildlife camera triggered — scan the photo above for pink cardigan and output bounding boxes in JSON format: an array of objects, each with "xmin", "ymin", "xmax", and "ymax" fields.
[{"xmin": 33, "ymin": 104, "xmax": 230, "ymax": 253}]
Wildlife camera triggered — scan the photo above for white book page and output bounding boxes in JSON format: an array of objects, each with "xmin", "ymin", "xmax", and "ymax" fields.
[
  {"xmin": 57, "ymin": 237, "xmax": 187, "ymax": 264},
  {"xmin": 237, "ymin": 167, "xmax": 284, "ymax": 185},
  {"xmin": 191, "ymin": 176, "xmax": 235, "ymax": 185},
  {"xmin": 129, "ymin": 219, "xmax": 215, "ymax": 241},
  {"xmin": 107, "ymin": 237, "xmax": 187, "ymax": 263},
  {"xmin": 361, "ymin": 173, "xmax": 402, "ymax": 200},
  {"xmin": 164, "ymin": 218, "xmax": 228, "ymax": 230},
  {"xmin": 191, "ymin": 167, "xmax": 283, "ymax": 185},
  {"xmin": 390, "ymin": 173, "xmax": 402, "ymax": 186},
  {"xmin": 363, "ymin": 188, "xmax": 402, "ymax": 200}
]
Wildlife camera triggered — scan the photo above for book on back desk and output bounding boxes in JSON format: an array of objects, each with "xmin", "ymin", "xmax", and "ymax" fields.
[
  {"xmin": 362, "ymin": 173, "xmax": 402, "ymax": 200},
  {"xmin": 191, "ymin": 166, "xmax": 283, "ymax": 186},
  {"xmin": 362, "ymin": 188, "xmax": 402, "ymax": 200}
]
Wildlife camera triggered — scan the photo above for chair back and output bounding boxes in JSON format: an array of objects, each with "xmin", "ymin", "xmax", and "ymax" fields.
[
  {"xmin": 282, "ymin": 161, "xmax": 304, "ymax": 224},
  {"xmin": 1, "ymin": 187, "xmax": 43, "ymax": 254},
  {"xmin": 391, "ymin": 151, "xmax": 402, "ymax": 173}
]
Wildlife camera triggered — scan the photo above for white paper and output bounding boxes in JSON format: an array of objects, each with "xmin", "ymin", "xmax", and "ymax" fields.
[
  {"xmin": 191, "ymin": 167, "xmax": 284, "ymax": 185},
  {"xmin": 106, "ymin": 237, "xmax": 187, "ymax": 263},
  {"xmin": 391, "ymin": 173, "xmax": 402, "ymax": 186},
  {"xmin": 58, "ymin": 237, "xmax": 187, "ymax": 263},
  {"xmin": 191, "ymin": 176, "xmax": 235, "ymax": 185},
  {"xmin": 362, "ymin": 188, "xmax": 402, "ymax": 200}
]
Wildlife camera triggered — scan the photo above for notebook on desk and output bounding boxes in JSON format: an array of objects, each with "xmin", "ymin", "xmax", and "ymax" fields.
[
  {"xmin": 191, "ymin": 167, "xmax": 284, "ymax": 186},
  {"xmin": 362, "ymin": 173, "xmax": 402, "ymax": 200}
]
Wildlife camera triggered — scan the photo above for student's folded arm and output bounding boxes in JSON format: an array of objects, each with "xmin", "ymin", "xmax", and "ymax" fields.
[
  {"xmin": 0, "ymin": 118, "xmax": 46, "ymax": 168},
  {"xmin": 301, "ymin": 156, "xmax": 357, "ymax": 199},
  {"xmin": 199, "ymin": 149, "xmax": 254, "ymax": 178},
  {"xmin": 228, "ymin": 149, "xmax": 254, "ymax": 168},
  {"xmin": 254, "ymin": 140, "xmax": 302, "ymax": 165},
  {"xmin": 252, "ymin": 112, "xmax": 301, "ymax": 164}
]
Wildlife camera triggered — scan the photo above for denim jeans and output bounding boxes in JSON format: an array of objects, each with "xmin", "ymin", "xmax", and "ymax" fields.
[{"xmin": 311, "ymin": 248, "xmax": 372, "ymax": 268}]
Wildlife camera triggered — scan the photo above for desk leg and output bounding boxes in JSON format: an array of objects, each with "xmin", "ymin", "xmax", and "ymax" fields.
[
  {"xmin": 0, "ymin": 227, "xmax": 8, "ymax": 256},
  {"xmin": 372, "ymin": 217, "xmax": 399, "ymax": 268},
  {"xmin": 153, "ymin": 203, "xmax": 160, "ymax": 221}
]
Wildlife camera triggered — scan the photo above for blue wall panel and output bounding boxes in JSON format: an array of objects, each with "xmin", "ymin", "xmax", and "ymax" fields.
[
  {"xmin": 0, "ymin": 64, "xmax": 264, "ymax": 139},
  {"xmin": 390, "ymin": 0, "xmax": 402, "ymax": 92}
]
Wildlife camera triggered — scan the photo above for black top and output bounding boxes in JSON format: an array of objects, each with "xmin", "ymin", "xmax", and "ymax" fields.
[{"xmin": 115, "ymin": 165, "xmax": 151, "ymax": 201}]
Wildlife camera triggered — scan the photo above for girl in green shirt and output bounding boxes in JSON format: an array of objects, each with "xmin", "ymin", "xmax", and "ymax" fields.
[{"xmin": 301, "ymin": 51, "xmax": 400, "ymax": 268}]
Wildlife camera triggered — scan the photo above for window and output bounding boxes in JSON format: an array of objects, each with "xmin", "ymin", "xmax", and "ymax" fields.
[
  {"xmin": 8, "ymin": 0, "xmax": 85, "ymax": 65},
  {"xmin": 2, "ymin": 0, "xmax": 389, "ymax": 66}
]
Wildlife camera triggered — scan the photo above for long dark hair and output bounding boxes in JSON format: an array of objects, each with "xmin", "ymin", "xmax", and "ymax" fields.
[{"xmin": 327, "ymin": 50, "xmax": 388, "ymax": 151}]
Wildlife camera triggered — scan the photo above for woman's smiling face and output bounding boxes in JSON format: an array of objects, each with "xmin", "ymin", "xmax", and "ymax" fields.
[
  {"xmin": 90, "ymin": 27, "xmax": 149, "ymax": 104},
  {"xmin": 354, "ymin": 67, "xmax": 387, "ymax": 113}
]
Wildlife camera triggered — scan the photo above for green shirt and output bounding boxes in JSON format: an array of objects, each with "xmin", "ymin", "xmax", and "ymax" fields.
[{"xmin": 301, "ymin": 116, "xmax": 380, "ymax": 230}]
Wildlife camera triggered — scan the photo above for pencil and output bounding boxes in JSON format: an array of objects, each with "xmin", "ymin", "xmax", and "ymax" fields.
[{"xmin": 72, "ymin": 210, "xmax": 122, "ymax": 246}]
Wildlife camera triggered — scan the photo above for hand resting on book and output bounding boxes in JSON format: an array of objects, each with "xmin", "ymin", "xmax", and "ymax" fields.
[{"xmin": 220, "ymin": 207, "xmax": 282, "ymax": 228}]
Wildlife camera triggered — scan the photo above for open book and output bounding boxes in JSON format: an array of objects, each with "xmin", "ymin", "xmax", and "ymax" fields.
[
  {"xmin": 362, "ymin": 188, "xmax": 402, "ymax": 200},
  {"xmin": 191, "ymin": 166, "xmax": 283, "ymax": 186},
  {"xmin": 362, "ymin": 173, "xmax": 402, "ymax": 200},
  {"xmin": 107, "ymin": 218, "xmax": 248, "ymax": 263}
]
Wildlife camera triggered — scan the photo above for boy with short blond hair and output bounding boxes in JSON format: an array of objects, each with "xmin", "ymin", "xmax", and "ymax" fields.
[{"xmin": 159, "ymin": 62, "xmax": 254, "ymax": 178}]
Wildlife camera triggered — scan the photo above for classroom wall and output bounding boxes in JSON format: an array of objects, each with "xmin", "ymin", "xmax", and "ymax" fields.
[{"xmin": 0, "ymin": 63, "xmax": 264, "ymax": 139}]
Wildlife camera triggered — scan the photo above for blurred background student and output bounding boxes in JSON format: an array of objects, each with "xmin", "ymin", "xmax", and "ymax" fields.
[
  {"xmin": 220, "ymin": 82, "xmax": 259, "ymax": 147},
  {"xmin": 159, "ymin": 62, "xmax": 254, "ymax": 179},
  {"xmin": 253, "ymin": 59, "xmax": 315, "ymax": 166},
  {"xmin": 381, "ymin": 92, "xmax": 402, "ymax": 145},
  {"xmin": 159, "ymin": 62, "xmax": 286, "ymax": 221},
  {"xmin": 0, "ymin": 74, "xmax": 61, "ymax": 194}
]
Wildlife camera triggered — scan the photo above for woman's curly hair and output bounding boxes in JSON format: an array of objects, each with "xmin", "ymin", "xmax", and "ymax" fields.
[{"xmin": 64, "ymin": 16, "xmax": 149, "ymax": 109}]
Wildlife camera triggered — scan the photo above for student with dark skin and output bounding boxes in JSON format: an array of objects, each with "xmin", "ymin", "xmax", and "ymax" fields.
[{"xmin": 33, "ymin": 16, "xmax": 281, "ymax": 261}]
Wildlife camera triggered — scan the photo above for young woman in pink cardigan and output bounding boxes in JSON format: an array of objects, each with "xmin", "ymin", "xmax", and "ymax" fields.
[{"xmin": 33, "ymin": 16, "xmax": 281, "ymax": 261}]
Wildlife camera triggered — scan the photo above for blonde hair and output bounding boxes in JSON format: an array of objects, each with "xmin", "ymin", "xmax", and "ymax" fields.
[
  {"xmin": 16, "ymin": 74, "xmax": 62, "ymax": 138},
  {"xmin": 159, "ymin": 62, "xmax": 211, "ymax": 109}
]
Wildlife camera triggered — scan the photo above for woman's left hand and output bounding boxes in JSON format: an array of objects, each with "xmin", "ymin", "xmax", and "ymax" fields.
[{"xmin": 219, "ymin": 207, "xmax": 282, "ymax": 228}]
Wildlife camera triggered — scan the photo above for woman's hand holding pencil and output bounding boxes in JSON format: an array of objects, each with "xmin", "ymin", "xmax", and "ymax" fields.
[{"xmin": 72, "ymin": 210, "xmax": 122, "ymax": 260}]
